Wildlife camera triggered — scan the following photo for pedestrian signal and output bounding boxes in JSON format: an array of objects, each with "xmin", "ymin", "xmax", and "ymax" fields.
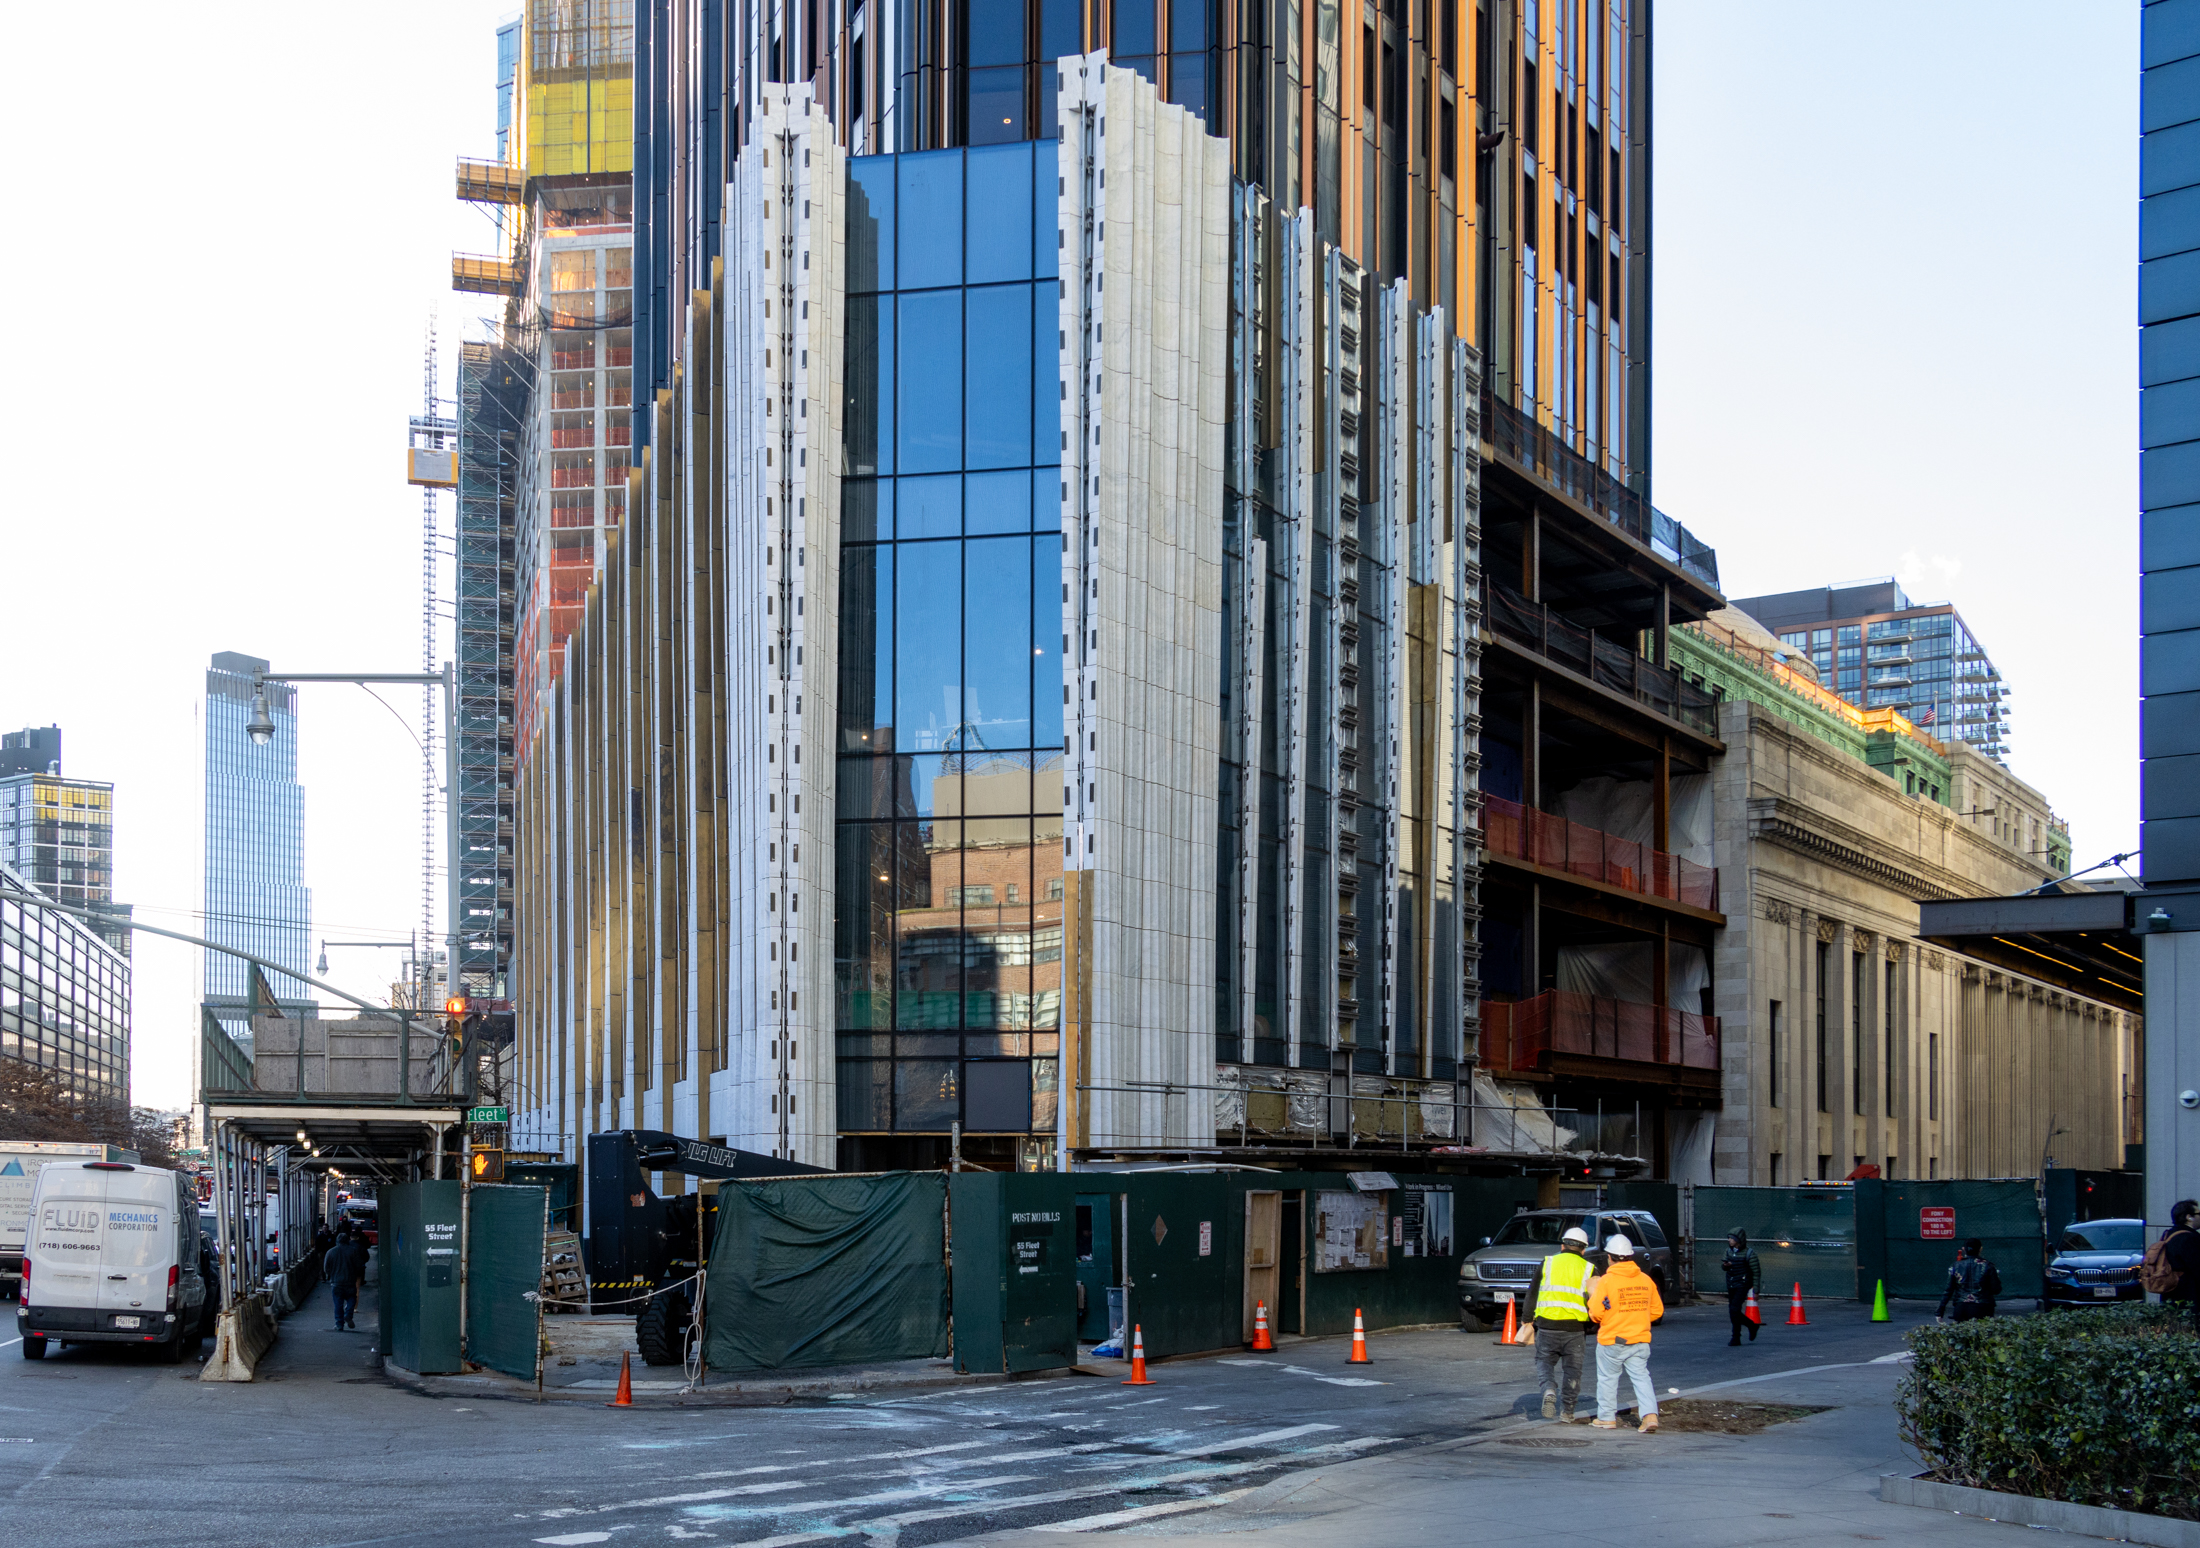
[{"xmin": 470, "ymin": 1147, "xmax": 504, "ymax": 1183}]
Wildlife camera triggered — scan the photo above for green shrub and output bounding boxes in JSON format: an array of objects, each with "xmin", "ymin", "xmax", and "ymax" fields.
[{"xmin": 1897, "ymin": 1304, "xmax": 2200, "ymax": 1521}]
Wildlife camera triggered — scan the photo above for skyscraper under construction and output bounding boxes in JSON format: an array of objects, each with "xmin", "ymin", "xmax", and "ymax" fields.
[{"xmin": 485, "ymin": 0, "xmax": 1729, "ymax": 1177}]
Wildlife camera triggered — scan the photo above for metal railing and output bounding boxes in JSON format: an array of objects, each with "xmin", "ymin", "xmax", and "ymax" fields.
[
  {"xmin": 1480, "ymin": 393, "xmax": 1721, "ymax": 589},
  {"xmin": 1488, "ymin": 584, "xmax": 1722, "ymax": 736},
  {"xmin": 1479, "ymin": 992, "xmax": 1721, "ymax": 1075},
  {"xmin": 1480, "ymin": 794, "xmax": 1717, "ymax": 911}
]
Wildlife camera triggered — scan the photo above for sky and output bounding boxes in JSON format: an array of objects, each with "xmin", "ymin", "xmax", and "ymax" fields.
[
  {"xmin": 1652, "ymin": 2, "xmax": 2141, "ymax": 879},
  {"xmin": 0, "ymin": 3, "xmax": 2145, "ymax": 1111}
]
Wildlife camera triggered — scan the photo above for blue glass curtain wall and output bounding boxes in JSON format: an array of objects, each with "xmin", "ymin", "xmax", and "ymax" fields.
[{"xmin": 836, "ymin": 141, "xmax": 1065, "ymax": 1135}]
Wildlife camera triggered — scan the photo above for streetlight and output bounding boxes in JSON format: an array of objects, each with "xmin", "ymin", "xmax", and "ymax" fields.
[{"xmin": 245, "ymin": 665, "xmax": 462, "ymax": 1014}]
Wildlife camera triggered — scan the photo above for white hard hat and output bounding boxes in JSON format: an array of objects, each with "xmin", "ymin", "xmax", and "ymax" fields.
[
  {"xmin": 1561, "ymin": 1226, "xmax": 1590, "ymax": 1246},
  {"xmin": 1604, "ymin": 1234, "xmax": 1635, "ymax": 1257}
]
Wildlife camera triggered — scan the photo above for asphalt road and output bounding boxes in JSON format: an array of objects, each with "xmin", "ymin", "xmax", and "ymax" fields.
[{"xmin": 0, "ymin": 1281, "xmax": 1932, "ymax": 1548}]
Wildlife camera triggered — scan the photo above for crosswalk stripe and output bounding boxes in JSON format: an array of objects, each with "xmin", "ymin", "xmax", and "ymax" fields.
[
  {"xmin": 680, "ymin": 1437, "xmax": 1002, "ymax": 1481},
  {"xmin": 1030, "ymin": 1486, "xmax": 1258, "ymax": 1533},
  {"xmin": 837, "ymin": 1437, "xmax": 1398, "ymax": 1533},
  {"xmin": 1163, "ymin": 1423, "xmax": 1338, "ymax": 1455},
  {"xmin": 538, "ymin": 1479, "xmax": 814, "ymax": 1518}
]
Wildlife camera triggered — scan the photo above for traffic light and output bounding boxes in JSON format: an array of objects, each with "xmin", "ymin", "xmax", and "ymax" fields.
[{"xmin": 470, "ymin": 1147, "xmax": 505, "ymax": 1183}]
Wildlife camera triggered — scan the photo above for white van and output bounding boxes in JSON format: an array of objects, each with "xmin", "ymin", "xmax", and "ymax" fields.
[{"xmin": 17, "ymin": 1161, "xmax": 211, "ymax": 1362}]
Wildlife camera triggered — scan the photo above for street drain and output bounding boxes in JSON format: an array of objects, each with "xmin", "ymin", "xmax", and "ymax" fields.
[{"xmin": 1498, "ymin": 1436, "xmax": 1592, "ymax": 1449}]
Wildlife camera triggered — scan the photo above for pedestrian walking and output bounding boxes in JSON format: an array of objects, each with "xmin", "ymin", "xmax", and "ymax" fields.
[
  {"xmin": 2140, "ymin": 1198, "xmax": 2200, "ymax": 1333},
  {"xmin": 1935, "ymin": 1238, "xmax": 2002, "ymax": 1322},
  {"xmin": 1721, "ymin": 1228, "xmax": 1761, "ymax": 1346},
  {"xmin": 1526, "ymin": 1225, "xmax": 1595, "ymax": 1422},
  {"xmin": 324, "ymin": 1227, "xmax": 369, "ymax": 1331},
  {"xmin": 1588, "ymin": 1233, "xmax": 1664, "ymax": 1434}
]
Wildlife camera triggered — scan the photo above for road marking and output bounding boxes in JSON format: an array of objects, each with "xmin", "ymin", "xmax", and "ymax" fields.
[
  {"xmin": 535, "ymin": 1534, "xmax": 621, "ymax": 1545},
  {"xmin": 1162, "ymin": 1423, "xmax": 1337, "ymax": 1456},
  {"xmin": 539, "ymin": 1480, "xmax": 816, "ymax": 1518},
  {"xmin": 1680, "ymin": 1356, "xmax": 1904, "ymax": 1397},
  {"xmin": 1217, "ymin": 1357, "xmax": 1385, "ymax": 1387},
  {"xmin": 840, "ymin": 1440, "xmax": 1397, "ymax": 1535},
  {"xmin": 1031, "ymin": 1486, "xmax": 1257, "ymax": 1533},
  {"xmin": 682, "ymin": 1438, "xmax": 1000, "ymax": 1480},
  {"xmin": 0, "ymin": 1340, "xmax": 17, "ymax": 1350}
]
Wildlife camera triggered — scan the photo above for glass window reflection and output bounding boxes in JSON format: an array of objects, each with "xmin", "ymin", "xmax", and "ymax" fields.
[
  {"xmin": 897, "ymin": 150, "xmax": 963, "ymax": 290},
  {"xmin": 965, "ymin": 284, "xmax": 1033, "ymax": 469},
  {"xmin": 966, "ymin": 469, "xmax": 1030, "ymax": 534},
  {"xmin": 964, "ymin": 536, "xmax": 1034, "ymax": 749},
  {"xmin": 896, "ymin": 540, "xmax": 962, "ymax": 750},
  {"xmin": 967, "ymin": 143, "xmax": 1035, "ymax": 284},
  {"xmin": 896, "ymin": 290, "xmax": 962, "ymax": 472}
]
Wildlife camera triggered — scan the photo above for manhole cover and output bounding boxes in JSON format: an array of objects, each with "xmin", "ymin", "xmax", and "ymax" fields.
[{"xmin": 1498, "ymin": 1436, "xmax": 1592, "ymax": 1449}]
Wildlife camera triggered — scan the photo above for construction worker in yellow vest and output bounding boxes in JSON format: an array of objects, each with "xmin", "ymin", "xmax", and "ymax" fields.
[{"xmin": 1526, "ymin": 1225, "xmax": 1595, "ymax": 1422}]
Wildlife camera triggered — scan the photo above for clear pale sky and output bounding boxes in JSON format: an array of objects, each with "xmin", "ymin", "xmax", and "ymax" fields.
[{"xmin": 0, "ymin": 3, "xmax": 2141, "ymax": 1111}]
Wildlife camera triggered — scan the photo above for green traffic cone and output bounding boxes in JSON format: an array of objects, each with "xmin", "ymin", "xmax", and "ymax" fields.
[{"xmin": 1871, "ymin": 1279, "xmax": 1890, "ymax": 1322}]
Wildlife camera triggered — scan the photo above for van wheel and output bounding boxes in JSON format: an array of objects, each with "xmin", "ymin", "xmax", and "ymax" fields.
[
  {"xmin": 158, "ymin": 1330, "xmax": 187, "ymax": 1364},
  {"xmin": 20, "ymin": 1336, "xmax": 45, "ymax": 1361}
]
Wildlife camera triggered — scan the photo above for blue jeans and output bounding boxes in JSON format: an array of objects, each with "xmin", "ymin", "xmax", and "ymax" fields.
[
  {"xmin": 1595, "ymin": 1340, "xmax": 1657, "ymax": 1422},
  {"xmin": 333, "ymin": 1285, "xmax": 358, "ymax": 1328}
]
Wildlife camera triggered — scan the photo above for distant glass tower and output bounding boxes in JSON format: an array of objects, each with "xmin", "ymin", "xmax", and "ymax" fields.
[{"xmin": 203, "ymin": 652, "xmax": 312, "ymax": 1046}]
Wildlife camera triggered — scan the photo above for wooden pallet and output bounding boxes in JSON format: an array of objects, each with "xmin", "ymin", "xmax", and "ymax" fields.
[{"xmin": 541, "ymin": 1229, "xmax": 587, "ymax": 1312}]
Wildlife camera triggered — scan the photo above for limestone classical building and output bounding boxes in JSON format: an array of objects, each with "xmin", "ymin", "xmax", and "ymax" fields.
[{"xmin": 1674, "ymin": 618, "xmax": 2138, "ymax": 1185}]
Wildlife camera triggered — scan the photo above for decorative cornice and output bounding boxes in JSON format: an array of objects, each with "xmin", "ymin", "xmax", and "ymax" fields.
[{"xmin": 1747, "ymin": 797, "xmax": 1967, "ymax": 901}]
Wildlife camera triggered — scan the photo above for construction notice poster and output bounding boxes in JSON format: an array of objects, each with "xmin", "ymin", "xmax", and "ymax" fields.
[
  {"xmin": 1399, "ymin": 1186, "xmax": 1455, "ymax": 1258},
  {"xmin": 1314, "ymin": 1190, "xmax": 1388, "ymax": 1271},
  {"xmin": 1920, "ymin": 1207, "xmax": 1956, "ymax": 1239}
]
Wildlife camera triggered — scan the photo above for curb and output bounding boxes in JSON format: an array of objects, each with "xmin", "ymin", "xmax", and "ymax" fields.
[
  {"xmin": 378, "ymin": 1356, "xmax": 1039, "ymax": 1406},
  {"xmin": 1879, "ymin": 1473, "xmax": 2200, "ymax": 1547}
]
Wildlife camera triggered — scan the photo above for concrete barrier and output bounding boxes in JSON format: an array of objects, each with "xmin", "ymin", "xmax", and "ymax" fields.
[
  {"xmin": 1880, "ymin": 1472, "xmax": 2200, "ymax": 1548},
  {"xmin": 199, "ymin": 1293, "xmax": 278, "ymax": 1382}
]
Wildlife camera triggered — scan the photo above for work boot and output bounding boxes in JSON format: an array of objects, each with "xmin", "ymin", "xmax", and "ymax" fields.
[
  {"xmin": 1561, "ymin": 1407, "xmax": 1578, "ymax": 1424},
  {"xmin": 1639, "ymin": 1414, "xmax": 1659, "ymax": 1434},
  {"xmin": 1748, "ymin": 1323, "xmax": 1758, "ymax": 1342},
  {"xmin": 1728, "ymin": 1334, "xmax": 1740, "ymax": 1346},
  {"xmin": 1541, "ymin": 1392, "xmax": 1557, "ymax": 1420}
]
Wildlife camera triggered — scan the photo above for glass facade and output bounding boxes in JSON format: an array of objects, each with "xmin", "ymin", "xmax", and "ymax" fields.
[
  {"xmin": 203, "ymin": 653, "xmax": 312, "ymax": 1042},
  {"xmin": 834, "ymin": 142, "xmax": 1065, "ymax": 1135},
  {"xmin": 2, "ymin": 858, "xmax": 130, "ymax": 1106},
  {"xmin": 1776, "ymin": 604, "xmax": 2006, "ymax": 757},
  {"xmin": 0, "ymin": 772, "xmax": 119, "ymax": 954},
  {"xmin": 514, "ymin": 217, "xmax": 635, "ymax": 763}
]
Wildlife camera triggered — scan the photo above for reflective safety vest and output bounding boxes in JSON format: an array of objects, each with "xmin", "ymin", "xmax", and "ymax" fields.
[{"xmin": 1534, "ymin": 1250, "xmax": 1594, "ymax": 1322}]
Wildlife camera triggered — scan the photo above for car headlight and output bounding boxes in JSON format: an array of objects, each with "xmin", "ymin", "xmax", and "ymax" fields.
[
  {"xmin": 1459, "ymin": 1263, "xmax": 1480, "ymax": 1280},
  {"xmin": 2045, "ymin": 1267, "xmax": 2075, "ymax": 1282}
]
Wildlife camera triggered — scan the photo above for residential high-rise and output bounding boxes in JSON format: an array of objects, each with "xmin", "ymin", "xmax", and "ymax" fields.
[
  {"xmin": 1733, "ymin": 581, "xmax": 2011, "ymax": 761},
  {"xmin": 1, "ymin": 856, "xmax": 130, "ymax": 1109},
  {"xmin": 203, "ymin": 652, "xmax": 312, "ymax": 1044},
  {"xmin": 0, "ymin": 727, "xmax": 129, "ymax": 957},
  {"xmin": 506, "ymin": 0, "xmax": 1733, "ymax": 1177}
]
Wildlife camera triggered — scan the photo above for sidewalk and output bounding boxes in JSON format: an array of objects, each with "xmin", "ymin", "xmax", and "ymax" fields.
[
  {"xmin": 947, "ymin": 1356, "xmax": 2031, "ymax": 1548},
  {"xmin": 251, "ymin": 1274, "xmax": 384, "ymax": 1382}
]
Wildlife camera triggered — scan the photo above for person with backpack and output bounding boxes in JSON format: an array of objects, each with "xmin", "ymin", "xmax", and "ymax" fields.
[
  {"xmin": 1935, "ymin": 1238, "xmax": 2002, "ymax": 1322},
  {"xmin": 1721, "ymin": 1229, "xmax": 1762, "ymax": 1346},
  {"xmin": 2142, "ymin": 1198, "xmax": 2200, "ymax": 1332}
]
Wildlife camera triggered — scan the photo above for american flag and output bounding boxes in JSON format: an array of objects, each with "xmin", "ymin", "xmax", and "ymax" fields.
[{"xmin": 1917, "ymin": 703, "xmax": 1936, "ymax": 727}]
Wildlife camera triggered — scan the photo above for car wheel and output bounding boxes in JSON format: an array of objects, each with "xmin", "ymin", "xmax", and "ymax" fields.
[
  {"xmin": 1460, "ymin": 1309, "xmax": 1492, "ymax": 1332},
  {"xmin": 21, "ymin": 1336, "xmax": 45, "ymax": 1361}
]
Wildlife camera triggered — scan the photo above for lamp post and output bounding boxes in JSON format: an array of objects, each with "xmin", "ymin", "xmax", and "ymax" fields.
[{"xmin": 249, "ymin": 665, "xmax": 462, "ymax": 1018}]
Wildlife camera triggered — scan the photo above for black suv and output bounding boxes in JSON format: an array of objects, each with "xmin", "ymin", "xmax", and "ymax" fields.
[{"xmin": 1456, "ymin": 1208, "xmax": 1673, "ymax": 1329}]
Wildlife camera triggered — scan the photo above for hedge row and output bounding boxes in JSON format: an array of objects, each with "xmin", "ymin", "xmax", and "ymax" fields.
[{"xmin": 1897, "ymin": 1304, "xmax": 2200, "ymax": 1521}]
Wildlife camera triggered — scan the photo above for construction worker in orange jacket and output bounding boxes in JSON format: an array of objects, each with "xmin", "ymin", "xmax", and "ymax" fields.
[{"xmin": 1588, "ymin": 1234, "xmax": 1664, "ymax": 1433}]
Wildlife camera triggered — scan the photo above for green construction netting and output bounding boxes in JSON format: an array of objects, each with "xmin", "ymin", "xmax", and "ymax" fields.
[
  {"xmin": 1874, "ymin": 1180, "xmax": 2043, "ymax": 1301},
  {"xmin": 466, "ymin": 1184, "xmax": 546, "ymax": 1381},
  {"xmin": 1692, "ymin": 1185, "xmax": 1856, "ymax": 1299},
  {"xmin": 703, "ymin": 1171, "xmax": 949, "ymax": 1374}
]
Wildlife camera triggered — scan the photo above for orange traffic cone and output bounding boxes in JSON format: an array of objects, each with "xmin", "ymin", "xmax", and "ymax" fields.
[
  {"xmin": 1744, "ymin": 1289, "xmax": 1762, "ymax": 1326},
  {"xmin": 1251, "ymin": 1300, "xmax": 1274, "ymax": 1351},
  {"xmin": 1499, "ymin": 1297, "xmax": 1520, "ymax": 1346},
  {"xmin": 1348, "ymin": 1308, "xmax": 1372, "ymax": 1364},
  {"xmin": 607, "ymin": 1350, "xmax": 635, "ymax": 1408},
  {"xmin": 1122, "ymin": 1325, "xmax": 1156, "ymax": 1385},
  {"xmin": 1786, "ymin": 1283, "xmax": 1808, "ymax": 1326}
]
